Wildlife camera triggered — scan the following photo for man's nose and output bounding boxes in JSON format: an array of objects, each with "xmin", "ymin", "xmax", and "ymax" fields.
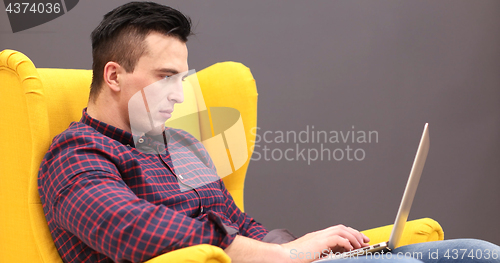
[{"xmin": 168, "ymin": 80, "xmax": 184, "ymax": 104}]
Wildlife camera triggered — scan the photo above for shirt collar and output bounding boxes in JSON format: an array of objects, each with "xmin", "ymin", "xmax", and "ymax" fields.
[
  {"xmin": 80, "ymin": 108, "xmax": 136, "ymax": 147},
  {"xmin": 80, "ymin": 108, "xmax": 170, "ymax": 153}
]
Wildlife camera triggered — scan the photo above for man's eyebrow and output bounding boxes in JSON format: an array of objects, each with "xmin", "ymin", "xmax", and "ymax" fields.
[{"xmin": 155, "ymin": 68, "xmax": 180, "ymax": 75}]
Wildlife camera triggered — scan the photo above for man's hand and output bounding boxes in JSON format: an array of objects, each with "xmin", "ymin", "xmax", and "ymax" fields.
[
  {"xmin": 280, "ymin": 224, "xmax": 370, "ymax": 263},
  {"xmin": 224, "ymin": 225, "xmax": 370, "ymax": 263}
]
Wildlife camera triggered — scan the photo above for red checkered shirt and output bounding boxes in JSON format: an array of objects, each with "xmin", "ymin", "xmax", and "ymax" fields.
[{"xmin": 38, "ymin": 109, "xmax": 268, "ymax": 263}]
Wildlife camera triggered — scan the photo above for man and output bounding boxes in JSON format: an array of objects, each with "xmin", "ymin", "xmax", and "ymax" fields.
[{"xmin": 38, "ymin": 2, "xmax": 499, "ymax": 263}]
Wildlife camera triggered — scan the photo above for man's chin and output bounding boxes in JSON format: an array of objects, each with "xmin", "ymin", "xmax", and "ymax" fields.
[
  {"xmin": 146, "ymin": 125, "xmax": 166, "ymax": 136},
  {"xmin": 131, "ymin": 123, "xmax": 165, "ymax": 136}
]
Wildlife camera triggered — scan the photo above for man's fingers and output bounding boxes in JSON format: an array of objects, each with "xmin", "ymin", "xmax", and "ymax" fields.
[
  {"xmin": 325, "ymin": 227, "xmax": 361, "ymax": 250},
  {"xmin": 346, "ymin": 227, "xmax": 369, "ymax": 247},
  {"xmin": 324, "ymin": 225, "xmax": 367, "ymax": 250},
  {"xmin": 362, "ymin": 233, "xmax": 370, "ymax": 243},
  {"xmin": 332, "ymin": 236, "xmax": 353, "ymax": 251},
  {"xmin": 340, "ymin": 229, "xmax": 362, "ymax": 249}
]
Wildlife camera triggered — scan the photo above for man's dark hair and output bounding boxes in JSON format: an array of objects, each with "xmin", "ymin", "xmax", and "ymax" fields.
[{"xmin": 89, "ymin": 1, "xmax": 192, "ymax": 101}]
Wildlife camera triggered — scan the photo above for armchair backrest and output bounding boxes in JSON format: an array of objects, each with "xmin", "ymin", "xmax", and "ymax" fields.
[{"xmin": 0, "ymin": 49, "xmax": 258, "ymax": 262}]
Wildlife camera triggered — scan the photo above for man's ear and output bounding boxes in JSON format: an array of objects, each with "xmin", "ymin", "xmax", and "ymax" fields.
[{"xmin": 103, "ymin": 61, "xmax": 124, "ymax": 92}]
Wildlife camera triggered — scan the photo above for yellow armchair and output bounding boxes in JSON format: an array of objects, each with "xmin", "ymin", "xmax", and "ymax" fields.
[{"xmin": 0, "ymin": 49, "xmax": 443, "ymax": 263}]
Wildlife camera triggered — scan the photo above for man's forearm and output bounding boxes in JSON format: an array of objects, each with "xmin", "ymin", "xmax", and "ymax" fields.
[{"xmin": 224, "ymin": 235, "xmax": 289, "ymax": 263}]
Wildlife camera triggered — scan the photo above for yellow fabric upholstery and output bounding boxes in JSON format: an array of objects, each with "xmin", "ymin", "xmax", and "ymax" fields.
[
  {"xmin": 143, "ymin": 244, "xmax": 230, "ymax": 263},
  {"xmin": 0, "ymin": 49, "xmax": 443, "ymax": 263},
  {"xmin": 361, "ymin": 218, "xmax": 444, "ymax": 248},
  {"xmin": 0, "ymin": 49, "xmax": 48, "ymax": 262},
  {"xmin": 194, "ymin": 63, "xmax": 258, "ymax": 211}
]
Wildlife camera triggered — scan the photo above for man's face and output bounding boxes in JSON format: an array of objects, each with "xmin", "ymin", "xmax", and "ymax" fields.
[{"xmin": 122, "ymin": 32, "xmax": 189, "ymax": 135}]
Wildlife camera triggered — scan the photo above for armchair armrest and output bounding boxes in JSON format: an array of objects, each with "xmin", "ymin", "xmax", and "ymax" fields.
[
  {"xmin": 361, "ymin": 218, "xmax": 444, "ymax": 248},
  {"xmin": 144, "ymin": 244, "xmax": 231, "ymax": 263}
]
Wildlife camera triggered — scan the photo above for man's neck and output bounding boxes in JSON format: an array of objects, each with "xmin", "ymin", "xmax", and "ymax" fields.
[{"xmin": 87, "ymin": 99, "xmax": 131, "ymax": 133}]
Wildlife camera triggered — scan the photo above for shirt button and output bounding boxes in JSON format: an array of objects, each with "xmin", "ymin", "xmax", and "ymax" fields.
[
  {"xmin": 138, "ymin": 138, "xmax": 144, "ymax": 144},
  {"xmin": 200, "ymin": 206, "xmax": 204, "ymax": 213}
]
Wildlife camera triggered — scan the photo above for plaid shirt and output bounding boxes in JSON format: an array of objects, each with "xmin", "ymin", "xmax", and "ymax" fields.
[{"xmin": 38, "ymin": 109, "xmax": 268, "ymax": 263}]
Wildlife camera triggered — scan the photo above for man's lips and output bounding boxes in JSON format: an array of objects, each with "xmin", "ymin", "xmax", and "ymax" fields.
[{"xmin": 159, "ymin": 110, "xmax": 173, "ymax": 119}]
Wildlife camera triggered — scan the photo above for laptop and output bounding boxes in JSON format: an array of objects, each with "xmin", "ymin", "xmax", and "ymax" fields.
[{"xmin": 317, "ymin": 123, "xmax": 430, "ymax": 261}]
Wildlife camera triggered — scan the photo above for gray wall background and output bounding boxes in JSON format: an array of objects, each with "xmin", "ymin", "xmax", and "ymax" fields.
[{"xmin": 1, "ymin": 0, "xmax": 499, "ymax": 245}]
